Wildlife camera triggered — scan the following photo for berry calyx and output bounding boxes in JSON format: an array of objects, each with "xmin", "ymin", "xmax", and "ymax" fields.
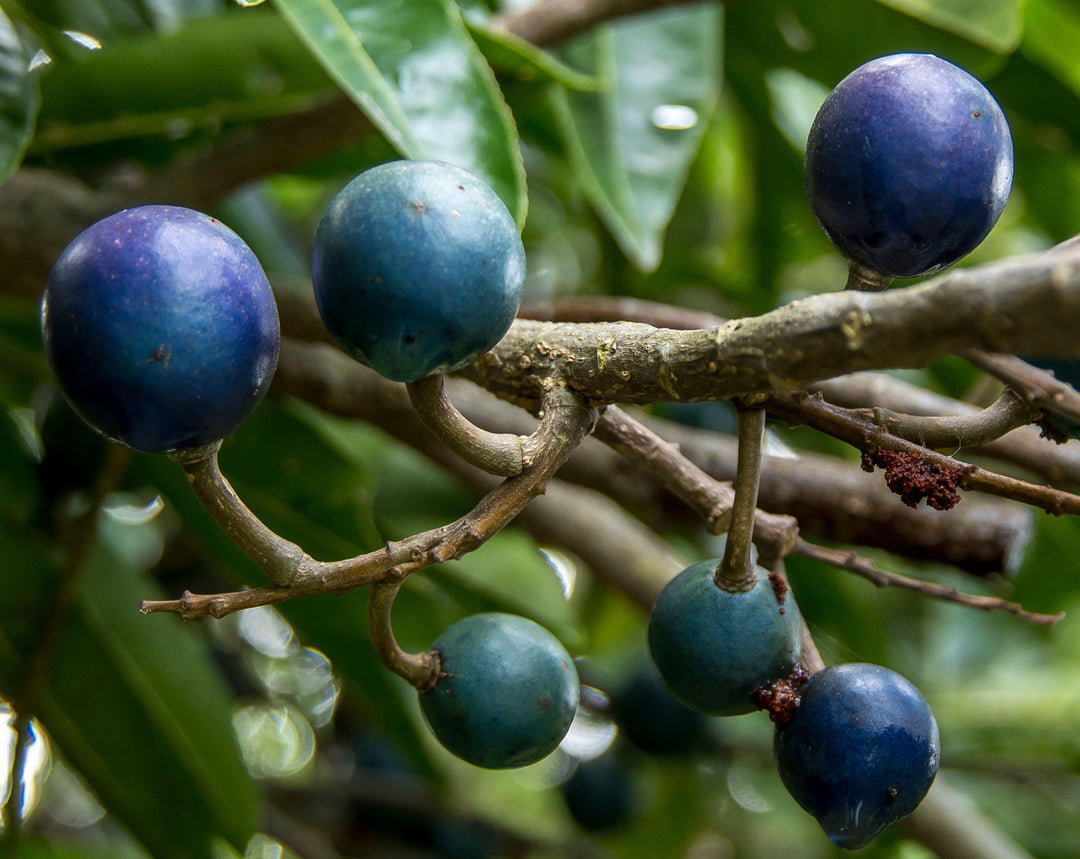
[
  {"xmin": 805, "ymin": 53, "xmax": 1013, "ymax": 279},
  {"xmin": 41, "ymin": 205, "xmax": 280, "ymax": 453},
  {"xmin": 647, "ymin": 560, "xmax": 803, "ymax": 716},
  {"xmin": 773, "ymin": 663, "xmax": 940, "ymax": 850},
  {"xmin": 419, "ymin": 613, "xmax": 578, "ymax": 769},
  {"xmin": 311, "ymin": 160, "xmax": 526, "ymax": 383}
]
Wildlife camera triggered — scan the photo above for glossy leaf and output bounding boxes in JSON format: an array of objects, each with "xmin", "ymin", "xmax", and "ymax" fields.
[
  {"xmin": 554, "ymin": 4, "xmax": 722, "ymax": 271},
  {"xmin": 0, "ymin": 7, "xmax": 39, "ymax": 182},
  {"xmin": 34, "ymin": 11, "xmax": 333, "ymax": 152},
  {"xmin": 465, "ymin": 15, "xmax": 601, "ymax": 92},
  {"xmin": 876, "ymin": 0, "xmax": 1022, "ymax": 53},
  {"xmin": 16, "ymin": 0, "xmax": 217, "ymax": 41},
  {"xmin": 272, "ymin": 0, "xmax": 526, "ymax": 224}
]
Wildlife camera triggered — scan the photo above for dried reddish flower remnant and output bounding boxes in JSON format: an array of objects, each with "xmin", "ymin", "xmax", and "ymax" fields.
[
  {"xmin": 860, "ymin": 449, "xmax": 965, "ymax": 510},
  {"xmin": 1036, "ymin": 414, "xmax": 1070, "ymax": 445},
  {"xmin": 754, "ymin": 664, "xmax": 811, "ymax": 726},
  {"xmin": 767, "ymin": 571, "xmax": 789, "ymax": 605}
]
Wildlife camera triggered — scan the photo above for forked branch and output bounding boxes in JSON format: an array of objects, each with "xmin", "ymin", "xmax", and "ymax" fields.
[{"xmin": 140, "ymin": 384, "xmax": 598, "ymax": 619}]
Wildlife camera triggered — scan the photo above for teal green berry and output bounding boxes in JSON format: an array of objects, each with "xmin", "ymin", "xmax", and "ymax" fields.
[
  {"xmin": 311, "ymin": 160, "xmax": 526, "ymax": 383},
  {"xmin": 648, "ymin": 560, "xmax": 803, "ymax": 715},
  {"xmin": 419, "ymin": 613, "xmax": 579, "ymax": 769}
]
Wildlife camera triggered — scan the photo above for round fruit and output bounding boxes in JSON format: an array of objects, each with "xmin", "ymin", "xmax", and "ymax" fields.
[
  {"xmin": 610, "ymin": 664, "xmax": 710, "ymax": 756},
  {"xmin": 561, "ymin": 754, "xmax": 636, "ymax": 831},
  {"xmin": 41, "ymin": 205, "xmax": 280, "ymax": 453},
  {"xmin": 311, "ymin": 160, "xmax": 526, "ymax": 383},
  {"xmin": 805, "ymin": 53, "xmax": 1013, "ymax": 279},
  {"xmin": 647, "ymin": 560, "xmax": 803, "ymax": 716},
  {"xmin": 419, "ymin": 613, "xmax": 578, "ymax": 769},
  {"xmin": 774, "ymin": 663, "xmax": 940, "ymax": 850}
]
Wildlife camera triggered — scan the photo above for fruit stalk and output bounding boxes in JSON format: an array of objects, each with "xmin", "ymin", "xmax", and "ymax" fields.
[
  {"xmin": 170, "ymin": 443, "xmax": 311, "ymax": 587},
  {"xmin": 715, "ymin": 405, "xmax": 767, "ymax": 592},
  {"xmin": 845, "ymin": 260, "xmax": 894, "ymax": 292},
  {"xmin": 367, "ymin": 580, "xmax": 441, "ymax": 692},
  {"xmin": 407, "ymin": 374, "xmax": 528, "ymax": 477}
]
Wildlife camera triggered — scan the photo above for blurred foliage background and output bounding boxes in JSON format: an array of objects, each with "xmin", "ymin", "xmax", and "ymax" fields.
[{"xmin": 2, "ymin": 0, "xmax": 1080, "ymax": 856}]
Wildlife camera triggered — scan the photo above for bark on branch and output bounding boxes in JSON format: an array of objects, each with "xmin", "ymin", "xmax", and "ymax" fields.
[{"xmin": 462, "ymin": 244, "xmax": 1080, "ymax": 410}]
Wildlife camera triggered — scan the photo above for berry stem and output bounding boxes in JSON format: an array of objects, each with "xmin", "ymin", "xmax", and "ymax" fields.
[
  {"xmin": 169, "ymin": 443, "xmax": 313, "ymax": 587},
  {"xmin": 406, "ymin": 374, "xmax": 529, "ymax": 477},
  {"xmin": 367, "ymin": 579, "xmax": 441, "ymax": 692},
  {"xmin": 845, "ymin": 260, "xmax": 894, "ymax": 291},
  {"xmin": 715, "ymin": 405, "xmax": 766, "ymax": 592}
]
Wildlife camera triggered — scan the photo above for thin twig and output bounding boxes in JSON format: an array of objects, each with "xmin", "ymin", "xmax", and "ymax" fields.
[
  {"xmin": 594, "ymin": 406, "xmax": 734, "ymax": 534},
  {"xmin": 140, "ymin": 385, "xmax": 598, "ymax": 619},
  {"xmin": 965, "ymin": 350, "xmax": 1080, "ymax": 428},
  {"xmin": 791, "ymin": 538, "xmax": 1062, "ymax": 625},
  {"xmin": 591, "ymin": 406, "xmax": 800, "ymax": 564},
  {"xmin": 765, "ymin": 391, "xmax": 1080, "ymax": 515},
  {"xmin": 652, "ymin": 414, "xmax": 1033, "ymax": 578},
  {"xmin": 868, "ymin": 388, "xmax": 1040, "ymax": 450},
  {"xmin": 812, "ymin": 373, "xmax": 1080, "ymax": 489}
]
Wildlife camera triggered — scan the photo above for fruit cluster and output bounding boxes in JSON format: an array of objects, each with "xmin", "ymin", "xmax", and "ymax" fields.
[
  {"xmin": 41, "ymin": 159, "xmax": 525, "ymax": 453},
  {"xmin": 40, "ymin": 159, "xmax": 574, "ymax": 770},
  {"xmin": 38, "ymin": 49, "xmax": 1023, "ymax": 851}
]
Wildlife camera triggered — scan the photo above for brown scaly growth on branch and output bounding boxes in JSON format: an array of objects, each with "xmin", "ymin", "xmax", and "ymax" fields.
[{"xmin": 861, "ymin": 449, "xmax": 971, "ymax": 510}]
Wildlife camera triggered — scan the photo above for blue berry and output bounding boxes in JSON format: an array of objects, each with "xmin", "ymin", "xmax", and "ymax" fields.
[
  {"xmin": 774, "ymin": 663, "xmax": 940, "ymax": 850},
  {"xmin": 419, "ymin": 613, "xmax": 578, "ymax": 769},
  {"xmin": 647, "ymin": 560, "xmax": 803, "ymax": 716},
  {"xmin": 311, "ymin": 160, "xmax": 526, "ymax": 383},
  {"xmin": 610, "ymin": 664, "xmax": 710, "ymax": 756},
  {"xmin": 805, "ymin": 53, "xmax": 1013, "ymax": 278},
  {"xmin": 561, "ymin": 754, "xmax": 636, "ymax": 831},
  {"xmin": 41, "ymin": 205, "xmax": 279, "ymax": 453}
]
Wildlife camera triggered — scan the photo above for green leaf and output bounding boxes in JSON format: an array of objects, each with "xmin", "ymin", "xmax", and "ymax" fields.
[
  {"xmin": 554, "ymin": 3, "xmax": 722, "ymax": 271},
  {"xmin": 272, "ymin": 0, "xmax": 526, "ymax": 225},
  {"xmin": 464, "ymin": 15, "xmax": 601, "ymax": 93},
  {"xmin": 0, "ymin": 7, "xmax": 39, "ymax": 182},
  {"xmin": 33, "ymin": 11, "xmax": 334, "ymax": 153},
  {"xmin": 13, "ymin": 0, "xmax": 217, "ymax": 41},
  {"xmin": 876, "ymin": 0, "xmax": 1023, "ymax": 54},
  {"xmin": 0, "ymin": 527, "xmax": 258, "ymax": 858},
  {"xmin": 1021, "ymin": 0, "xmax": 1080, "ymax": 100}
]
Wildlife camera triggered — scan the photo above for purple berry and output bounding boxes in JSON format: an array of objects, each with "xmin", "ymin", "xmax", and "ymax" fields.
[{"xmin": 806, "ymin": 53, "xmax": 1013, "ymax": 278}]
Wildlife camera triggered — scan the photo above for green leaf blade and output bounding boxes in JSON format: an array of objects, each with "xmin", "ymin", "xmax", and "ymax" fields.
[
  {"xmin": 0, "ymin": 527, "xmax": 259, "ymax": 858},
  {"xmin": 273, "ymin": 0, "xmax": 526, "ymax": 224},
  {"xmin": 876, "ymin": 0, "xmax": 1023, "ymax": 54},
  {"xmin": 556, "ymin": 4, "xmax": 723, "ymax": 271},
  {"xmin": 0, "ymin": 8, "xmax": 40, "ymax": 183}
]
